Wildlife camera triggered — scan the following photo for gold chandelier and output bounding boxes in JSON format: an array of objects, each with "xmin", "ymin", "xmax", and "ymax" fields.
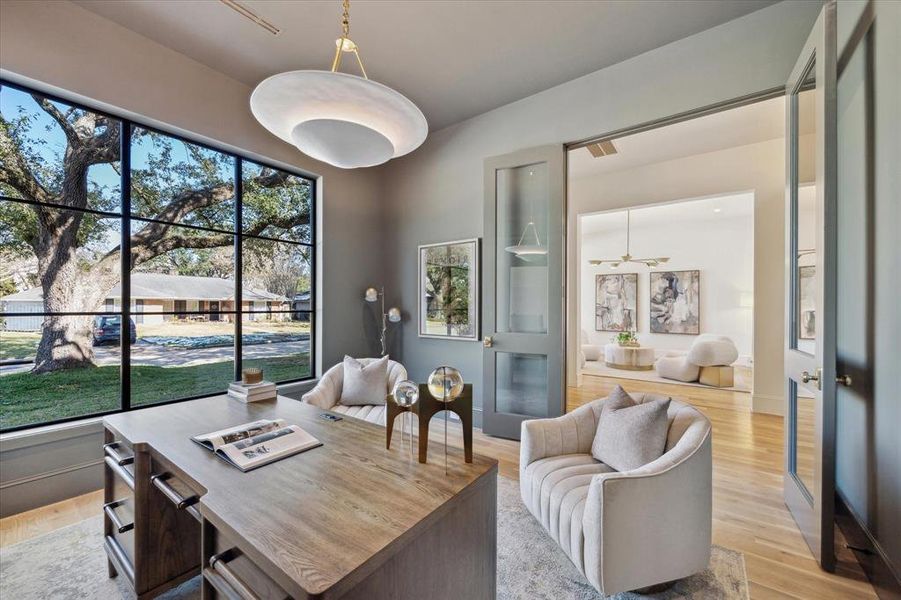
[{"xmin": 588, "ymin": 210, "xmax": 670, "ymax": 269}]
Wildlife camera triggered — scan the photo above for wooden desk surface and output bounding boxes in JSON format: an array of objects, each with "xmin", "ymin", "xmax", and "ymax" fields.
[{"xmin": 103, "ymin": 396, "xmax": 497, "ymax": 598}]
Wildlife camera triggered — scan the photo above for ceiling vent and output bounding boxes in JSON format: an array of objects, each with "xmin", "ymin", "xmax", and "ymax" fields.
[
  {"xmin": 586, "ymin": 140, "xmax": 618, "ymax": 158},
  {"xmin": 220, "ymin": 0, "xmax": 280, "ymax": 35}
]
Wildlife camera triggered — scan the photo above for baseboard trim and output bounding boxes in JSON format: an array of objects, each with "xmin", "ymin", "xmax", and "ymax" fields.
[
  {"xmin": 0, "ymin": 457, "xmax": 103, "ymax": 490},
  {"xmin": 751, "ymin": 393, "xmax": 783, "ymax": 415},
  {"xmin": 835, "ymin": 490, "xmax": 901, "ymax": 600}
]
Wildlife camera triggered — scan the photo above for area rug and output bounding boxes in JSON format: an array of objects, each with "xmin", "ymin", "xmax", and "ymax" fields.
[
  {"xmin": 582, "ymin": 361, "xmax": 752, "ymax": 393},
  {"xmin": 0, "ymin": 477, "xmax": 748, "ymax": 599}
]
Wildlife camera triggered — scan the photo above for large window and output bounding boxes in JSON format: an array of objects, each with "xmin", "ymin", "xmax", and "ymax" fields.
[{"xmin": 0, "ymin": 81, "xmax": 316, "ymax": 432}]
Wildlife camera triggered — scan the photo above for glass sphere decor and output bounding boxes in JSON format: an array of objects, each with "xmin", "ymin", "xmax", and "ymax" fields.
[
  {"xmin": 392, "ymin": 380, "xmax": 419, "ymax": 408},
  {"xmin": 427, "ymin": 366, "xmax": 464, "ymax": 403}
]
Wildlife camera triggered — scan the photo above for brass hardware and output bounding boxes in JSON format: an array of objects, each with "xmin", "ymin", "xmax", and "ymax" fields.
[
  {"xmin": 836, "ymin": 374, "xmax": 853, "ymax": 386},
  {"xmin": 483, "ymin": 336, "xmax": 493, "ymax": 348},
  {"xmin": 330, "ymin": 0, "xmax": 368, "ymax": 78},
  {"xmin": 801, "ymin": 368, "xmax": 822, "ymax": 390}
]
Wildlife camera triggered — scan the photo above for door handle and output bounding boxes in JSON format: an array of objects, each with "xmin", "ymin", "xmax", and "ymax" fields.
[
  {"xmin": 801, "ymin": 368, "xmax": 822, "ymax": 390},
  {"xmin": 835, "ymin": 374, "xmax": 852, "ymax": 386},
  {"xmin": 483, "ymin": 336, "xmax": 493, "ymax": 348}
]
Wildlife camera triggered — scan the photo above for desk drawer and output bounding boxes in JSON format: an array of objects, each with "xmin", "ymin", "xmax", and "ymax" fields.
[{"xmin": 204, "ymin": 522, "xmax": 290, "ymax": 600}]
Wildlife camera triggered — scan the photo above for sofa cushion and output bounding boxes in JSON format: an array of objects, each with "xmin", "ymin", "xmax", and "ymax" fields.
[
  {"xmin": 591, "ymin": 387, "xmax": 671, "ymax": 471},
  {"xmin": 687, "ymin": 337, "xmax": 738, "ymax": 367},
  {"xmin": 340, "ymin": 355, "xmax": 389, "ymax": 406}
]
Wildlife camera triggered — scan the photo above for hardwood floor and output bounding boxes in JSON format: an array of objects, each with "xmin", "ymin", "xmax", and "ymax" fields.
[{"xmin": 0, "ymin": 379, "xmax": 876, "ymax": 599}]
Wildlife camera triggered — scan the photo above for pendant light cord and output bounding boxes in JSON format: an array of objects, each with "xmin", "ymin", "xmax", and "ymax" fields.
[{"xmin": 341, "ymin": 0, "xmax": 350, "ymax": 37}]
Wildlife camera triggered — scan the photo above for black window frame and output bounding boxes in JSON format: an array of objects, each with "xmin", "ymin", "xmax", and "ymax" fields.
[{"xmin": 0, "ymin": 79, "xmax": 317, "ymax": 433}]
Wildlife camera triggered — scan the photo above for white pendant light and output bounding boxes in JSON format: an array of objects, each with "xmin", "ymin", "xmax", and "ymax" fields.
[
  {"xmin": 250, "ymin": 0, "xmax": 427, "ymax": 169},
  {"xmin": 505, "ymin": 169, "xmax": 548, "ymax": 261}
]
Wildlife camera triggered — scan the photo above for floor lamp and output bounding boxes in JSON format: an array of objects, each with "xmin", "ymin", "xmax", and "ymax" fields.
[{"xmin": 364, "ymin": 286, "xmax": 401, "ymax": 356}]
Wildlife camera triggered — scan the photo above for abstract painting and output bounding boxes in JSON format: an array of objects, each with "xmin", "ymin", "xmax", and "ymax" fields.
[
  {"xmin": 798, "ymin": 265, "xmax": 816, "ymax": 340},
  {"xmin": 595, "ymin": 273, "xmax": 637, "ymax": 332},
  {"xmin": 649, "ymin": 270, "xmax": 700, "ymax": 334}
]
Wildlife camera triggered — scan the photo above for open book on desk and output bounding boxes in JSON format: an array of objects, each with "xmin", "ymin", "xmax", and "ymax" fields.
[{"xmin": 191, "ymin": 419, "xmax": 321, "ymax": 472}]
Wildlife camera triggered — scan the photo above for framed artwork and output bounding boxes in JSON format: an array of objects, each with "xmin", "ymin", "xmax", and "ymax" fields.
[
  {"xmin": 418, "ymin": 238, "xmax": 480, "ymax": 341},
  {"xmin": 595, "ymin": 273, "xmax": 637, "ymax": 332},
  {"xmin": 649, "ymin": 270, "xmax": 700, "ymax": 335},
  {"xmin": 798, "ymin": 265, "xmax": 816, "ymax": 340}
]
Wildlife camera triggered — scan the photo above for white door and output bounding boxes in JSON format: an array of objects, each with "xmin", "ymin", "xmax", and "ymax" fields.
[{"xmin": 783, "ymin": 1, "xmax": 837, "ymax": 572}]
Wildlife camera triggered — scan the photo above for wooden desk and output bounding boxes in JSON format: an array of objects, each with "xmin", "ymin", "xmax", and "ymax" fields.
[{"xmin": 102, "ymin": 396, "xmax": 497, "ymax": 599}]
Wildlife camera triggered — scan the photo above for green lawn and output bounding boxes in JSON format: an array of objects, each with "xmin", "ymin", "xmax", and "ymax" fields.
[
  {"xmin": 0, "ymin": 355, "xmax": 310, "ymax": 430},
  {"xmin": 0, "ymin": 331, "xmax": 41, "ymax": 361}
]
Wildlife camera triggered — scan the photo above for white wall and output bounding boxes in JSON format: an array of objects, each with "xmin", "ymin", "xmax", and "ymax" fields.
[
  {"xmin": 382, "ymin": 1, "xmax": 820, "ymax": 419},
  {"xmin": 580, "ymin": 198, "xmax": 754, "ymax": 361}
]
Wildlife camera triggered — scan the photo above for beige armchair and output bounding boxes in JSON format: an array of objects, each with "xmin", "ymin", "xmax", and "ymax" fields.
[
  {"xmin": 520, "ymin": 393, "xmax": 712, "ymax": 595},
  {"xmin": 301, "ymin": 358, "xmax": 407, "ymax": 426}
]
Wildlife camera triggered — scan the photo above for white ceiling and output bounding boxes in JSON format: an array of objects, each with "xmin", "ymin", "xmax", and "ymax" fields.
[
  {"xmin": 72, "ymin": 0, "xmax": 778, "ymax": 131},
  {"xmin": 569, "ymin": 92, "xmax": 815, "ymax": 179},
  {"xmin": 580, "ymin": 192, "xmax": 755, "ymax": 236}
]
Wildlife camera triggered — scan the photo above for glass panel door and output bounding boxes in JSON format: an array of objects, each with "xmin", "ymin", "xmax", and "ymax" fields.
[
  {"xmin": 483, "ymin": 146, "xmax": 564, "ymax": 439},
  {"xmin": 783, "ymin": 1, "xmax": 837, "ymax": 572}
]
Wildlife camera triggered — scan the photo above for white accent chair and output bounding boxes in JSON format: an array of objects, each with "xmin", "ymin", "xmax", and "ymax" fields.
[
  {"xmin": 520, "ymin": 394, "xmax": 712, "ymax": 595},
  {"xmin": 300, "ymin": 358, "xmax": 407, "ymax": 426},
  {"xmin": 655, "ymin": 334, "xmax": 739, "ymax": 384},
  {"xmin": 581, "ymin": 329, "xmax": 602, "ymax": 362}
]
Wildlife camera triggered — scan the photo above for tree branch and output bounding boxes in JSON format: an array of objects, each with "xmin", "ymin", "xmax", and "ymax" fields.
[
  {"xmin": 0, "ymin": 120, "xmax": 52, "ymax": 203},
  {"xmin": 32, "ymin": 95, "xmax": 79, "ymax": 148}
]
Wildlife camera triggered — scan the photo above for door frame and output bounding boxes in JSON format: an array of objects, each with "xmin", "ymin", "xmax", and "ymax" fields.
[{"xmin": 563, "ymin": 86, "xmax": 784, "ymax": 391}]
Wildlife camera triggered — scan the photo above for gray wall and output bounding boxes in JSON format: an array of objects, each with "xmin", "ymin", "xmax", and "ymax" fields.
[
  {"xmin": 381, "ymin": 1, "xmax": 821, "ymax": 422},
  {"xmin": 0, "ymin": 0, "xmax": 386, "ymax": 516},
  {"xmin": 835, "ymin": 0, "xmax": 901, "ymax": 580}
]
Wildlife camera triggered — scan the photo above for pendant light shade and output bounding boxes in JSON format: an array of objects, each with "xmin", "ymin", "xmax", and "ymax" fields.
[
  {"xmin": 249, "ymin": 1, "xmax": 427, "ymax": 169},
  {"xmin": 251, "ymin": 71, "xmax": 427, "ymax": 169}
]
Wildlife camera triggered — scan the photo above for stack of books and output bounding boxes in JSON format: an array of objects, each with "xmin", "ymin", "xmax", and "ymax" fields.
[{"xmin": 228, "ymin": 381, "xmax": 277, "ymax": 403}]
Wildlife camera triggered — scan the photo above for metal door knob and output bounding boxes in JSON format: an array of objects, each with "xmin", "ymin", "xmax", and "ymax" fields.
[
  {"xmin": 835, "ymin": 375, "xmax": 852, "ymax": 386},
  {"xmin": 483, "ymin": 336, "xmax": 493, "ymax": 348},
  {"xmin": 801, "ymin": 370, "xmax": 819, "ymax": 384}
]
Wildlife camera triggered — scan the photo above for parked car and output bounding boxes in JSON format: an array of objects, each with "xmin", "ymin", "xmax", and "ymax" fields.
[{"xmin": 92, "ymin": 315, "xmax": 137, "ymax": 346}]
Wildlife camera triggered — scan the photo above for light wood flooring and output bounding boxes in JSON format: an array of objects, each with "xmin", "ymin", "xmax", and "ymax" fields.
[{"xmin": 0, "ymin": 376, "xmax": 876, "ymax": 599}]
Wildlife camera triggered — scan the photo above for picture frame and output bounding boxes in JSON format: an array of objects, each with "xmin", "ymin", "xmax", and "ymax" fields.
[
  {"xmin": 595, "ymin": 273, "xmax": 638, "ymax": 332},
  {"xmin": 418, "ymin": 238, "xmax": 480, "ymax": 341},
  {"xmin": 649, "ymin": 269, "xmax": 700, "ymax": 335}
]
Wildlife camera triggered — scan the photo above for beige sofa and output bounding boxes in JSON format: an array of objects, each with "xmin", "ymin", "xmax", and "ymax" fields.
[
  {"xmin": 300, "ymin": 358, "xmax": 407, "ymax": 425},
  {"xmin": 520, "ymin": 393, "xmax": 712, "ymax": 595}
]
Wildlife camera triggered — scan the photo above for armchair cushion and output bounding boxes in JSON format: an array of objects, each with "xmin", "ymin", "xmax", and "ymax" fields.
[
  {"xmin": 340, "ymin": 355, "xmax": 389, "ymax": 406},
  {"xmin": 590, "ymin": 386, "xmax": 671, "ymax": 471}
]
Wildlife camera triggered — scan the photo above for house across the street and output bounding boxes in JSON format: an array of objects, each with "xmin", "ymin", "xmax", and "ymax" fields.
[{"xmin": 1, "ymin": 273, "xmax": 293, "ymax": 331}]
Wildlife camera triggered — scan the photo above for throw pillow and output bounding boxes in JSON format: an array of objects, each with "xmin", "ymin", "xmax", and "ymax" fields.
[
  {"xmin": 340, "ymin": 355, "xmax": 389, "ymax": 406},
  {"xmin": 591, "ymin": 386, "xmax": 671, "ymax": 471}
]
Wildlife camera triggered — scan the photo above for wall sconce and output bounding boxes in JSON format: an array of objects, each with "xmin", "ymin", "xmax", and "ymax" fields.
[{"xmin": 364, "ymin": 286, "xmax": 401, "ymax": 356}]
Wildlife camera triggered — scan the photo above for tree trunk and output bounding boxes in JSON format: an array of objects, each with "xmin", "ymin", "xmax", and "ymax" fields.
[
  {"xmin": 31, "ymin": 314, "xmax": 98, "ymax": 373},
  {"xmin": 31, "ymin": 208, "xmax": 121, "ymax": 373}
]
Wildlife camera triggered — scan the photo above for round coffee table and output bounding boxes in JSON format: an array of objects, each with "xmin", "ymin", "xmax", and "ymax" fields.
[{"xmin": 604, "ymin": 343, "xmax": 656, "ymax": 371}]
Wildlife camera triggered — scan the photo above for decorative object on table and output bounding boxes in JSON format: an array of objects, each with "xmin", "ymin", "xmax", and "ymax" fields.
[
  {"xmin": 249, "ymin": 0, "xmax": 427, "ymax": 169},
  {"xmin": 614, "ymin": 331, "xmax": 639, "ymax": 347},
  {"xmin": 588, "ymin": 209, "xmax": 670, "ymax": 268},
  {"xmin": 228, "ymin": 380, "xmax": 277, "ymax": 403},
  {"xmin": 427, "ymin": 366, "xmax": 465, "ymax": 474},
  {"xmin": 387, "ymin": 380, "xmax": 420, "ymax": 457},
  {"xmin": 798, "ymin": 265, "xmax": 816, "ymax": 340},
  {"xmin": 595, "ymin": 273, "xmax": 637, "ymax": 332},
  {"xmin": 364, "ymin": 286, "xmax": 402, "ymax": 356},
  {"xmin": 241, "ymin": 367, "xmax": 263, "ymax": 384},
  {"xmin": 418, "ymin": 238, "xmax": 480, "ymax": 340},
  {"xmin": 649, "ymin": 269, "xmax": 700, "ymax": 334}
]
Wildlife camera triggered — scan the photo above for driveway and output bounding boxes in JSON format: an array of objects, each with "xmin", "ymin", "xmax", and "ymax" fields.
[{"xmin": 0, "ymin": 339, "xmax": 311, "ymax": 375}]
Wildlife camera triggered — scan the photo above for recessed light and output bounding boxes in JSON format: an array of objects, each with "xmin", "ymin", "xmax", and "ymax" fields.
[{"xmin": 713, "ymin": 208, "xmax": 722, "ymax": 213}]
